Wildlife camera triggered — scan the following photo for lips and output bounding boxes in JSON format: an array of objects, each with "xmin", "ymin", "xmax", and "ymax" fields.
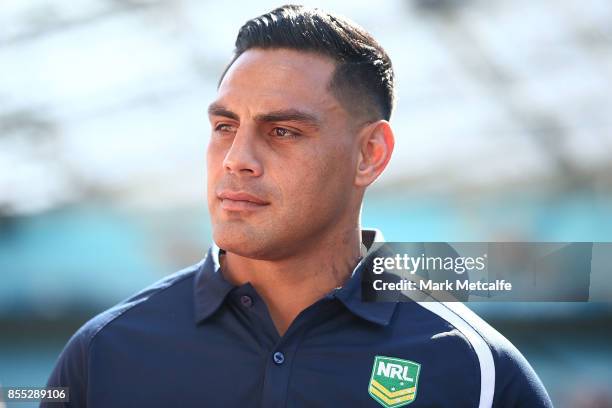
[{"xmin": 217, "ymin": 191, "xmax": 270, "ymax": 212}]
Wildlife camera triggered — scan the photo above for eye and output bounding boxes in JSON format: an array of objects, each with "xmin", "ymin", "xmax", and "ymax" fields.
[
  {"xmin": 214, "ymin": 123, "xmax": 237, "ymax": 134},
  {"xmin": 271, "ymin": 127, "xmax": 300, "ymax": 139}
]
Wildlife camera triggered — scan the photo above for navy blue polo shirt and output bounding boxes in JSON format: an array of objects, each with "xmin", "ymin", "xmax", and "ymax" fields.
[{"xmin": 44, "ymin": 230, "xmax": 552, "ymax": 407}]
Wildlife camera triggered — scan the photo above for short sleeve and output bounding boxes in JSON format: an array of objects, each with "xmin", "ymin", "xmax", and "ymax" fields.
[
  {"xmin": 491, "ymin": 335, "xmax": 553, "ymax": 407},
  {"xmin": 41, "ymin": 325, "xmax": 90, "ymax": 408}
]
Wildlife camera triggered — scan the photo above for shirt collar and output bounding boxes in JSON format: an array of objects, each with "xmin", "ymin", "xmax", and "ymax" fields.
[
  {"xmin": 193, "ymin": 228, "xmax": 397, "ymax": 326},
  {"xmin": 331, "ymin": 229, "xmax": 398, "ymax": 326},
  {"xmin": 193, "ymin": 243, "xmax": 233, "ymax": 324}
]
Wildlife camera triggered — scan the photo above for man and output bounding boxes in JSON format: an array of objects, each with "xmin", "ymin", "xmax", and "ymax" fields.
[{"xmin": 45, "ymin": 5, "xmax": 552, "ymax": 407}]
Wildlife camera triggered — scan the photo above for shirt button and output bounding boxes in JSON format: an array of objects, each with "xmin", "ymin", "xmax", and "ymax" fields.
[
  {"xmin": 240, "ymin": 295, "xmax": 253, "ymax": 308},
  {"xmin": 273, "ymin": 351, "xmax": 285, "ymax": 365}
]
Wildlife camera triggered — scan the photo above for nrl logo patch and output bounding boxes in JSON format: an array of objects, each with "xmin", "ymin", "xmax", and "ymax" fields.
[{"xmin": 368, "ymin": 356, "xmax": 421, "ymax": 408}]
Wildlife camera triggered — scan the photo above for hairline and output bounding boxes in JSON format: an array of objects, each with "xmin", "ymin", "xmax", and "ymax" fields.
[{"xmin": 217, "ymin": 47, "xmax": 383, "ymax": 124}]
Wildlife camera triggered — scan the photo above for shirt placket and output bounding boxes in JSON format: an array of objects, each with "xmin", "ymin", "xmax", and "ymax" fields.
[
  {"xmin": 260, "ymin": 297, "xmax": 341, "ymax": 408},
  {"xmin": 230, "ymin": 285, "xmax": 335, "ymax": 408}
]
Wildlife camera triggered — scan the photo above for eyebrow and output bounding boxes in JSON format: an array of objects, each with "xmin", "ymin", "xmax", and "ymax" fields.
[
  {"xmin": 207, "ymin": 103, "xmax": 239, "ymax": 121},
  {"xmin": 208, "ymin": 103, "xmax": 321, "ymax": 129}
]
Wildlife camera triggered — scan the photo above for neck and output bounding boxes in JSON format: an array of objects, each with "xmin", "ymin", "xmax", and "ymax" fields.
[{"xmin": 220, "ymin": 224, "xmax": 363, "ymax": 337}]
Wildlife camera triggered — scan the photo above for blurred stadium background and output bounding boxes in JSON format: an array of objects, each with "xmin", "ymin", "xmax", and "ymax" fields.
[{"xmin": 1, "ymin": 0, "xmax": 611, "ymax": 407}]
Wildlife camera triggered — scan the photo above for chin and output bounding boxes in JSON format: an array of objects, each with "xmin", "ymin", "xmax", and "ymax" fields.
[{"xmin": 212, "ymin": 223, "xmax": 273, "ymax": 259}]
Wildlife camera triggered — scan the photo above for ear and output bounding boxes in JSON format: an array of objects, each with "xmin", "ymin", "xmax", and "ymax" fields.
[{"xmin": 354, "ymin": 120, "xmax": 395, "ymax": 187}]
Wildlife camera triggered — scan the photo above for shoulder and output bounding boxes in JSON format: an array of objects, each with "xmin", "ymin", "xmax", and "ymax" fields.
[
  {"xmin": 79, "ymin": 260, "xmax": 201, "ymax": 345},
  {"xmin": 44, "ymin": 260, "xmax": 204, "ymax": 406},
  {"xmin": 402, "ymin": 301, "xmax": 553, "ymax": 408}
]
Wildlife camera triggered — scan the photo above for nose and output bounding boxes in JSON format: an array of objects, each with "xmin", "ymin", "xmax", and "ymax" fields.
[{"xmin": 222, "ymin": 126, "xmax": 263, "ymax": 177}]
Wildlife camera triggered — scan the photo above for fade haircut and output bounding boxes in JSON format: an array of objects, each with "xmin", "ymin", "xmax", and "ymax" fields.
[{"xmin": 219, "ymin": 4, "xmax": 395, "ymax": 121}]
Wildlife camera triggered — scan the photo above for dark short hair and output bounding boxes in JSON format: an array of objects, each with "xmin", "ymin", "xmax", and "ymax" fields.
[{"xmin": 219, "ymin": 4, "xmax": 395, "ymax": 121}]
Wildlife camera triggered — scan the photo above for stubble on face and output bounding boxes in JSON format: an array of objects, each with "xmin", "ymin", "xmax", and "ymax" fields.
[{"xmin": 207, "ymin": 48, "xmax": 362, "ymax": 261}]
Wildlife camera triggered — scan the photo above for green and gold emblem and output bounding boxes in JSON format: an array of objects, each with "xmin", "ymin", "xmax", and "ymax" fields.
[{"xmin": 368, "ymin": 356, "xmax": 421, "ymax": 408}]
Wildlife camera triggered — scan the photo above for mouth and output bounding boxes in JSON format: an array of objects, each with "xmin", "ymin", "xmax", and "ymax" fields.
[{"xmin": 217, "ymin": 191, "xmax": 270, "ymax": 212}]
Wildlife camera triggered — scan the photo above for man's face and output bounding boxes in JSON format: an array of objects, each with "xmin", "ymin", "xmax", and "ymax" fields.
[{"xmin": 207, "ymin": 48, "xmax": 362, "ymax": 260}]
